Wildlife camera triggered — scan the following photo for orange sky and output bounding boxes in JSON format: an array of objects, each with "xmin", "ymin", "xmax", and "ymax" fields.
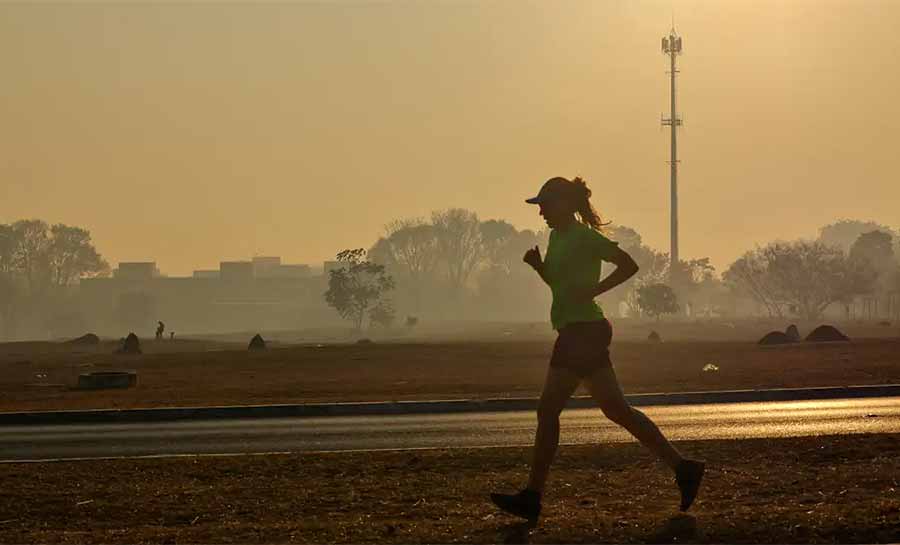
[{"xmin": 1, "ymin": 0, "xmax": 897, "ymax": 276}]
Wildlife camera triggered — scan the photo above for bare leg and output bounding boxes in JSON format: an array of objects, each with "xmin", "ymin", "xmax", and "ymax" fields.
[
  {"xmin": 586, "ymin": 366, "xmax": 684, "ymax": 470},
  {"xmin": 526, "ymin": 367, "xmax": 581, "ymax": 492}
]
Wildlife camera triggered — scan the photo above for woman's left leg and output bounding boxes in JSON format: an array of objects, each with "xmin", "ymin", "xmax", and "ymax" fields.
[
  {"xmin": 585, "ymin": 366, "xmax": 683, "ymax": 470},
  {"xmin": 490, "ymin": 366, "xmax": 581, "ymax": 521}
]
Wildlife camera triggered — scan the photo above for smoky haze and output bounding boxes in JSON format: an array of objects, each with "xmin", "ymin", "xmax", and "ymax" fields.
[{"xmin": 0, "ymin": 0, "xmax": 898, "ymax": 338}]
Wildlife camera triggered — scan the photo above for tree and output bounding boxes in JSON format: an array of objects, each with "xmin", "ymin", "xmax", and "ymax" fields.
[
  {"xmin": 369, "ymin": 219, "xmax": 441, "ymax": 313},
  {"xmin": 0, "ymin": 224, "xmax": 15, "ymax": 277},
  {"xmin": 848, "ymin": 230, "xmax": 896, "ymax": 318},
  {"xmin": 381, "ymin": 219, "xmax": 440, "ymax": 281},
  {"xmin": 849, "ymin": 231, "xmax": 895, "ymax": 279},
  {"xmin": 431, "ymin": 208, "xmax": 484, "ymax": 291},
  {"xmin": 723, "ymin": 250, "xmax": 788, "ymax": 318},
  {"xmin": 818, "ymin": 219, "xmax": 895, "ymax": 255},
  {"xmin": 0, "ymin": 219, "xmax": 110, "ymax": 340},
  {"xmin": 767, "ymin": 241, "xmax": 879, "ymax": 320},
  {"xmin": 11, "ymin": 219, "xmax": 51, "ymax": 296},
  {"xmin": 606, "ymin": 224, "xmax": 643, "ymax": 252},
  {"xmin": 636, "ymin": 283, "xmax": 679, "ymax": 321},
  {"xmin": 614, "ymin": 246, "xmax": 715, "ymax": 318},
  {"xmin": 366, "ymin": 237, "xmax": 397, "ymax": 270},
  {"xmin": 674, "ymin": 257, "xmax": 716, "ymax": 285},
  {"xmin": 0, "ymin": 225, "xmax": 17, "ymax": 336},
  {"xmin": 479, "ymin": 219, "xmax": 518, "ymax": 274},
  {"xmin": 726, "ymin": 240, "xmax": 878, "ymax": 320},
  {"xmin": 601, "ymin": 224, "xmax": 667, "ymax": 317},
  {"xmin": 472, "ymin": 225, "xmax": 550, "ymax": 320},
  {"xmin": 324, "ymin": 248, "xmax": 395, "ymax": 331},
  {"xmin": 6, "ymin": 220, "xmax": 109, "ymax": 295},
  {"xmin": 47, "ymin": 224, "xmax": 110, "ymax": 287}
]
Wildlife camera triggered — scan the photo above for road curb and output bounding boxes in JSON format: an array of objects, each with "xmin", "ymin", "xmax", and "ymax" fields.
[{"xmin": 2, "ymin": 384, "xmax": 900, "ymax": 426}]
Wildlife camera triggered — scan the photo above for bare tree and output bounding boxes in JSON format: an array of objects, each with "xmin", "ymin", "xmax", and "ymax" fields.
[
  {"xmin": 11, "ymin": 219, "xmax": 51, "ymax": 296},
  {"xmin": 723, "ymin": 250, "xmax": 788, "ymax": 318},
  {"xmin": 369, "ymin": 219, "xmax": 441, "ymax": 313},
  {"xmin": 480, "ymin": 219, "xmax": 518, "ymax": 274},
  {"xmin": 727, "ymin": 241, "xmax": 878, "ymax": 321},
  {"xmin": 431, "ymin": 208, "xmax": 484, "ymax": 292},
  {"xmin": 0, "ymin": 225, "xmax": 15, "ymax": 278},
  {"xmin": 0, "ymin": 226, "xmax": 15, "ymax": 338},
  {"xmin": 383, "ymin": 219, "xmax": 440, "ymax": 282}
]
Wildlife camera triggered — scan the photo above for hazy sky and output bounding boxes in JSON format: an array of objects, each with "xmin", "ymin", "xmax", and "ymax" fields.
[{"xmin": 2, "ymin": 0, "xmax": 898, "ymax": 276}]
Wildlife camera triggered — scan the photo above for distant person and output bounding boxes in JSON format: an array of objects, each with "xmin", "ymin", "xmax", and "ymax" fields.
[
  {"xmin": 490, "ymin": 176, "xmax": 705, "ymax": 522},
  {"xmin": 155, "ymin": 321, "xmax": 165, "ymax": 340},
  {"xmin": 169, "ymin": 331, "xmax": 175, "ymax": 341}
]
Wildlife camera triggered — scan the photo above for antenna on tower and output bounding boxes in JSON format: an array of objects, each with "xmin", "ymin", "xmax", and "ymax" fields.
[{"xmin": 661, "ymin": 27, "xmax": 683, "ymax": 280}]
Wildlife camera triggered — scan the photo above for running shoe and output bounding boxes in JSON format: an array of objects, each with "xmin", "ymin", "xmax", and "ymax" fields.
[
  {"xmin": 675, "ymin": 459, "xmax": 705, "ymax": 511},
  {"xmin": 490, "ymin": 488, "xmax": 541, "ymax": 521}
]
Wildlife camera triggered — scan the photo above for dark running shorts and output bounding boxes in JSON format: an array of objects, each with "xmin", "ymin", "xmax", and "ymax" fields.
[{"xmin": 549, "ymin": 319, "xmax": 613, "ymax": 378}]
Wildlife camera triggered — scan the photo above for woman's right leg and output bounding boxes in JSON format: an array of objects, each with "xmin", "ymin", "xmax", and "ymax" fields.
[
  {"xmin": 585, "ymin": 366, "xmax": 683, "ymax": 470},
  {"xmin": 586, "ymin": 366, "xmax": 705, "ymax": 511},
  {"xmin": 526, "ymin": 366, "xmax": 582, "ymax": 492}
]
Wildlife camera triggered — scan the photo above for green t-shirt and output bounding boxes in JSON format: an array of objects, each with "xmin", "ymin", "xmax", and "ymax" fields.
[{"xmin": 542, "ymin": 222, "xmax": 619, "ymax": 330}]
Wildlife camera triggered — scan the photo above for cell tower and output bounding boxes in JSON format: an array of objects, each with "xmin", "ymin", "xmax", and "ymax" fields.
[{"xmin": 661, "ymin": 28, "xmax": 683, "ymax": 276}]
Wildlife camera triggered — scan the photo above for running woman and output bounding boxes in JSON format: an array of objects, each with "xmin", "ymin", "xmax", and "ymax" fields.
[{"xmin": 490, "ymin": 176, "xmax": 705, "ymax": 522}]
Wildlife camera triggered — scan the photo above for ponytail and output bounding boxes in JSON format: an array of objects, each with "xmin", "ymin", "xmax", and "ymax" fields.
[{"xmin": 570, "ymin": 176, "xmax": 608, "ymax": 231}]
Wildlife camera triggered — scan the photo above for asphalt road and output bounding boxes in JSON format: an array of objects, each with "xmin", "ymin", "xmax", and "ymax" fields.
[{"xmin": 4, "ymin": 397, "xmax": 900, "ymax": 462}]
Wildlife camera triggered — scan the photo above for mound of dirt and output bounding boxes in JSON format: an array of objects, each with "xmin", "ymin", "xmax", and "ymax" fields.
[
  {"xmin": 758, "ymin": 331, "xmax": 793, "ymax": 345},
  {"xmin": 647, "ymin": 331, "xmax": 662, "ymax": 343},
  {"xmin": 248, "ymin": 334, "xmax": 266, "ymax": 351},
  {"xmin": 805, "ymin": 325, "xmax": 849, "ymax": 343},
  {"xmin": 785, "ymin": 325, "xmax": 800, "ymax": 342},
  {"xmin": 116, "ymin": 333, "xmax": 141, "ymax": 354},
  {"xmin": 356, "ymin": 338, "xmax": 375, "ymax": 345},
  {"xmin": 67, "ymin": 333, "xmax": 100, "ymax": 345}
]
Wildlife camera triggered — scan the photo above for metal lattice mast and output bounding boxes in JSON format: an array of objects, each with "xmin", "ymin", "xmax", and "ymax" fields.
[{"xmin": 661, "ymin": 28, "xmax": 683, "ymax": 277}]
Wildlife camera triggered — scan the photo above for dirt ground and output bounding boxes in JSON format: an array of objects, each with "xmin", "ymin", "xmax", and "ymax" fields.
[
  {"xmin": 1, "ymin": 320, "xmax": 898, "ymax": 412},
  {"xmin": 1, "ymin": 433, "xmax": 898, "ymax": 543}
]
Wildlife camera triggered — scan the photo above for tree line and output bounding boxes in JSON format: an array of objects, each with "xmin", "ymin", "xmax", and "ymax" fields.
[
  {"xmin": 3, "ymin": 214, "xmax": 895, "ymax": 338},
  {"xmin": 325, "ymin": 214, "xmax": 900, "ymax": 329}
]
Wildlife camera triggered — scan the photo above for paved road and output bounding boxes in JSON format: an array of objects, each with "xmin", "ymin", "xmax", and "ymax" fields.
[{"xmin": 4, "ymin": 397, "xmax": 900, "ymax": 462}]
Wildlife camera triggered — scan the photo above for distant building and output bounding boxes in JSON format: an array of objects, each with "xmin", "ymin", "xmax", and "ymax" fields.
[
  {"xmin": 114, "ymin": 262, "xmax": 159, "ymax": 282},
  {"xmin": 76, "ymin": 256, "xmax": 340, "ymax": 336},
  {"xmin": 219, "ymin": 261, "xmax": 253, "ymax": 282},
  {"xmin": 271, "ymin": 264, "xmax": 312, "ymax": 278},
  {"xmin": 251, "ymin": 256, "xmax": 282, "ymax": 278},
  {"xmin": 251, "ymin": 257, "xmax": 313, "ymax": 279}
]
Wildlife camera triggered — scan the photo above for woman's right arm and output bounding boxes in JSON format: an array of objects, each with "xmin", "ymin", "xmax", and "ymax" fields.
[{"xmin": 523, "ymin": 246, "xmax": 551, "ymax": 285}]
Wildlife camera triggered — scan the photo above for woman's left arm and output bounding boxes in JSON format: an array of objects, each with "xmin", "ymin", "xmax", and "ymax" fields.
[{"xmin": 589, "ymin": 245, "xmax": 639, "ymax": 297}]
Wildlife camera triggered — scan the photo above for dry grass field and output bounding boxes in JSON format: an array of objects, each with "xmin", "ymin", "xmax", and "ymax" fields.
[
  {"xmin": 1, "ymin": 320, "xmax": 897, "ymax": 412},
  {"xmin": 2, "ymin": 433, "xmax": 898, "ymax": 543}
]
